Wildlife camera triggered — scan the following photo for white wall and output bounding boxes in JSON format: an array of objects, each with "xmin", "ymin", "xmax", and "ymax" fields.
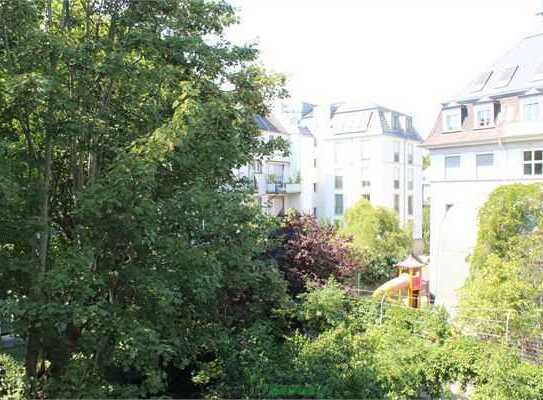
[{"xmin": 428, "ymin": 140, "xmax": 543, "ymax": 313}]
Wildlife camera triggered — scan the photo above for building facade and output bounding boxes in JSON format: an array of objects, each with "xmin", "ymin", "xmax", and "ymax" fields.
[
  {"xmin": 236, "ymin": 115, "xmax": 308, "ymax": 217},
  {"xmin": 422, "ymin": 9, "xmax": 543, "ymax": 311},
  {"xmin": 300, "ymin": 103, "xmax": 424, "ymax": 240}
]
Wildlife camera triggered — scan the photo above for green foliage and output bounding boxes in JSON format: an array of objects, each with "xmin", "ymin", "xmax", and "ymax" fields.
[
  {"xmin": 460, "ymin": 184, "xmax": 543, "ymax": 339},
  {"xmin": 422, "ymin": 205, "xmax": 430, "ymax": 254},
  {"xmin": 342, "ymin": 199, "xmax": 412, "ymax": 284},
  {"xmin": 0, "ymin": 0, "xmax": 288, "ymax": 397},
  {"xmin": 0, "ymin": 353, "xmax": 26, "ymax": 400},
  {"xmin": 298, "ymin": 279, "xmax": 348, "ymax": 334}
]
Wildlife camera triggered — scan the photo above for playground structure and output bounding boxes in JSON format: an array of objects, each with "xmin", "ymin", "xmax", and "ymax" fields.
[{"xmin": 373, "ymin": 255, "xmax": 429, "ymax": 308}]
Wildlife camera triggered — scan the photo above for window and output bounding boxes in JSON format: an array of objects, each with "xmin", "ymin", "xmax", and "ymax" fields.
[
  {"xmin": 362, "ymin": 180, "xmax": 371, "ymax": 188},
  {"xmin": 523, "ymin": 97, "xmax": 541, "ymax": 122},
  {"xmin": 471, "ymin": 71, "xmax": 493, "ymax": 92},
  {"xmin": 443, "ymin": 109, "xmax": 462, "ymax": 132},
  {"xmin": 494, "ymin": 66, "xmax": 518, "ymax": 88},
  {"xmin": 408, "ymin": 195, "xmax": 413, "ymax": 216},
  {"xmin": 335, "ymin": 176, "xmax": 343, "ymax": 190},
  {"xmin": 313, "ymin": 158, "xmax": 317, "ymax": 168},
  {"xmin": 523, "ymin": 150, "xmax": 543, "ymax": 176},
  {"xmin": 394, "ymin": 167, "xmax": 400, "ymax": 190},
  {"xmin": 445, "ymin": 155, "xmax": 461, "ymax": 179},
  {"xmin": 362, "ymin": 194, "xmax": 371, "ymax": 202},
  {"xmin": 392, "ymin": 113, "xmax": 400, "ymax": 130},
  {"xmin": 406, "ymin": 117, "xmax": 413, "ymax": 131},
  {"xmin": 313, "ymin": 137, "xmax": 318, "ymax": 147},
  {"xmin": 335, "ymin": 194, "xmax": 344, "ymax": 216},
  {"xmin": 394, "ymin": 142, "xmax": 400, "ymax": 163},
  {"xmin": 313, "ymin": 207, "xmax": 317, "ymax": 218},
  {"xmin": 313, "ymin": 183, "xmax": 317, "ymax": 193},
  {"xmin": 408, "ymin": 168, "xmax": 414, "ymax": 191},
  {"xmin": 408, "ymin": 143, "xmax": 414, "ymax": 164},
  {"xmin": 474, "ymin": 104, "xmax": 494, "ymax": 128},
  {"xmin": 394, "ymin": 194, "xmax": 400, "ymax": 214},
  {"xmin": 476, "ymin": 153, "xmax": 494, "ymax": 179}
]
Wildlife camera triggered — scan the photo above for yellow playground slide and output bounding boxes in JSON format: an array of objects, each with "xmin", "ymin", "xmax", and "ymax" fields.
[{"xmin": 373, "ymin": 273, "xmax": 410, "ymax": 298}]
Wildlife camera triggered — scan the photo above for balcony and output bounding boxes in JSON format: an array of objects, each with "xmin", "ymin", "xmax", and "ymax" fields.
[
  {"xmin": 266, "ymin": 182, "xmax": 287, "ymax": 194},
  {"xmin": 285, "ymin": 183, "xmax": 301, "ymax": 193}
]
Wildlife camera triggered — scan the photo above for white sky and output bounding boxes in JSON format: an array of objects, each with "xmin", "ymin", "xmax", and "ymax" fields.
[{"xmin": 227, "ymin": 0, "xmax": 542, "ymax": 137}]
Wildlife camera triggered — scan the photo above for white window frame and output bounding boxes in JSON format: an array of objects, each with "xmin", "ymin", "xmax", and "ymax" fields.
[
  {"xmin": 445, "ymin": 155, "xmax": 461, "ymax": 180},
  {"xmin": 521, "ymin": 96, "xmax": 542, "ymax": 122},
  {"xmin": 442, "ymin": 108, "xmax": 462, "ymax": 132},
  {"xmin": 476, "ymin": 153, "xmax": 494, "ymax": 179},
  {"xmin": 473, "ymin": 103, "xmax": 494, "ymax": 129},
  {"xmin": 523, "ymin": 150, "xmax": 543, "ymax": 176},
  {"xmin": 408, "ymin": 168, "xmax": 414, "ymax": 191},
  {"xmin": 393, "ymin": 141, "xmax": 400, "ymax": 163},
  {"xmin": 392, "ymin": 113, "xmax": 400, "ymax": 130},
  {"xmin": 335, "ymin": 194, "xmax": 344, "ymax": 216},
  {"xmin": 407, "ymin": 195, "xmax": 414, "ymax": 217},
  {"xmin": 394, "ymin": 194, "xmax": 400, "ymax": 214},
  {"xmin": 393, "ymin": 167, "xmax": 400, "ymax": 190},
  {"xmin": 335, "ymin": 176, "xmax": 343, "ymax": 191},
  {"xmin": 408, "ymin": 143, "xmax": 414, "ymax": 165}
]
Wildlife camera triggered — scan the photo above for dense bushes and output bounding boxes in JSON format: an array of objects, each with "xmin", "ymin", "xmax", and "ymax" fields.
[{"xmin": 204, "ymin": 280, "xmax": 543, "ymax": 399}]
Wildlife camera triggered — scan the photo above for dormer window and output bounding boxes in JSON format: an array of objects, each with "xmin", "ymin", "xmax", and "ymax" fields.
[
  {"xmin": 522, "ymin": 96, "xmax": 542, "ymax": 122},
  {"xmin": 474, "ymin": 103, "xmax": 494, "ymax": 129},
  {"xmin": 442, "ymin": 108, "xmax": 462, "ymax": 132},
  {"xmin": 406, "ymin": 117, "xmax": 413, "ymax": 131},
  {"xmin": 392, "ymin": 113, "xmax": 400, "ymax": 130}
]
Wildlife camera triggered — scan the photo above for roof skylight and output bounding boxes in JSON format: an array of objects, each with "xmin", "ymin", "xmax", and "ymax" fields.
[
  {"xmin": 471, "ymin": 71, "xmax": 493, "ymax": 92},
  {"xmin": 494, "ymin": 66, "xmax": 518, "ymax": 88}
]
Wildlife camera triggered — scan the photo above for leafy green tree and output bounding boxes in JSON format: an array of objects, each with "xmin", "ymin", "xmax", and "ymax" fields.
[
  {"xmin": 0, "ymin": 0, "xmax": 288, "ymax": 397},
  {"xmin": 460, "ymin": 184, "xmax": 543, "ymax": 339},
  {"xmin": 342, "ymin": 199, "xmax": 411, "ymax": 284}
]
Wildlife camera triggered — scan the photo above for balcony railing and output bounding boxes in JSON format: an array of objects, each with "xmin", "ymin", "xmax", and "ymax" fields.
[{"xmin": 266, "ymin": 182, "xmax": 287, "ymax": 194}]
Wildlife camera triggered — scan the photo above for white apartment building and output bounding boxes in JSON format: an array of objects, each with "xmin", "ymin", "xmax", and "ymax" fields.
[
  {"xmin": 237, "ymin": 115, "xmax": 312, "ymax": 216},
  {"xmin": 299, "ymin": 103, "xmax": 424, "ymax": 241},
  {"xmin": 422, "ymin": 6, "xmax": 543, "ymax": 312}
]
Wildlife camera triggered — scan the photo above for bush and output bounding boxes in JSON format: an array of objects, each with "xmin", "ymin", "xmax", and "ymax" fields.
[
  {"xmin": 0, "ymin": 353, "xmax": 26, "ymax": 400},
  {"xmin": 272, "ymin": 212, "xmax": 359, "ymax": 296}
]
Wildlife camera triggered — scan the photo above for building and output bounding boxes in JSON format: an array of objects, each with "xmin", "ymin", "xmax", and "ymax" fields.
[
  {"xmin": 237, "ymin": 115, "xmax": 309, "ymax": 216},
  {"xmin": 300, "ymin": 103, "xmax": 424, "ymax": 241},
  {"xmin": 422, "ymin": 6, "xmax": 543, "ymax": 311}
]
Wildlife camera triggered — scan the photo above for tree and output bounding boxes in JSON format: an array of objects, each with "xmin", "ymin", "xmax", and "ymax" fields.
[
  {"xmin": 460, "ymin": 184, "xmax": 543, "ymax": 340},
  {"xmin": 272, "ymin": 212, "xmax": 358, "ymax": 296},
  {"xmin": 341, "ymin": 199, "xmax": 411, "ymax": 284},
  {"xmin": 0, "ymin": 0, "xmax": 288, "ymax": 397}
]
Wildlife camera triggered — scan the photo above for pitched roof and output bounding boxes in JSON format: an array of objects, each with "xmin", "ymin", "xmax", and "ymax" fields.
[
  {"xmin": 331, "ymin": 103, "xmax": 423, "ymax": 142},
  {"xmin": 395, "ymin": 254, "xmax": 426, "ymax": 269},
  {"xmin": 445, "ymin": 32, "xmax": 543, "ymax": 105},
  {"xmin": 254, "ymin": 115, "xmax": 288, "ymax": 134}
]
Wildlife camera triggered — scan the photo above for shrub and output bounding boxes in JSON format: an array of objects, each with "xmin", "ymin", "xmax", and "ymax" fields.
[{"xmin": 0, "ymin": 353, "xmax": 26, "ymax": 400}]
